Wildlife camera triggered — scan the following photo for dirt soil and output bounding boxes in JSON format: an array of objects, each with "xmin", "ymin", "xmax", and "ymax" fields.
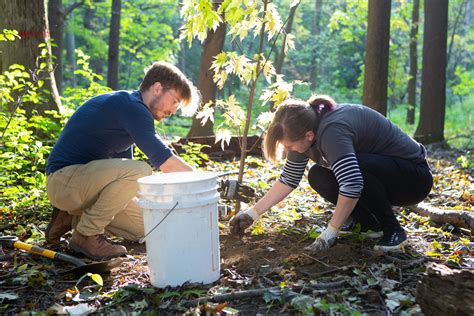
[{"xmin": 0, "ymin": 145, "xmax": 472, "ymax": 314}]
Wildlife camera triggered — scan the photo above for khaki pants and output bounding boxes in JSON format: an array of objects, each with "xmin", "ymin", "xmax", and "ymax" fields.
[{"xmin": 46, "ymin": 159, "xmax": 152, "ymax": 241}]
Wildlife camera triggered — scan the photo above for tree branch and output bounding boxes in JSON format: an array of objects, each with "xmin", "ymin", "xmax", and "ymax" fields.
[
  {"xmin": 180, "ymin": 280, "xmax": 347, "ymax": 307},
  {"xmin": 406, "ymin": 202, "xmax": 474, "ymax": 230},
  {"xmin": 65, "ymin": 0, "xmax": 85, "ymax": 16}
]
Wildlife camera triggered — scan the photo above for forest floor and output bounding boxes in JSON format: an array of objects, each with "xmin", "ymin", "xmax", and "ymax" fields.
[{"xmin": 0, "ymin": 144, "xmax": 472, "ymax": 314}]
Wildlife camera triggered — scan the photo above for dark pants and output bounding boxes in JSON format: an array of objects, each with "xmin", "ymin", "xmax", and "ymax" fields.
[{"xmin": 308, "ymin": 153, "xmax": 433, "ymax": 233}]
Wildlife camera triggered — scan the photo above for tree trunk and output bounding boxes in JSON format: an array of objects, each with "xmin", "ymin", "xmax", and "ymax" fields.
[
  {"xmin": 417, "ymin": 263, "xmax": 474, "ymax": 316},
  {"xmin": 406, "ymin": 0, "xmax": 419, "ymax": 125},
  {"xmin": 414, "ymin": 0, "xmax": 448, "ymax": 144},
  {"xmin": 65, "ymin": 13, "xmax": 77, "ymax": 87},
  {"xmin": 48, "ymin": 0, "xmax": 65, "ymax": 94},
  {"xmin": 0, "ymin": 0, "xmax": 61, "ymax": 116},
  {"xmin": 275, "ymin": 4, "xmax": 299, "ymax": 75},
  {"xmin": 187, "ymin": 1, "xmax": 226, "ymax": 137},
  {"xmin": 309, "ymin": 0, "xmax": 322, "ymax": 90},
  {"xmin": 362, "ymin": 0, "xmax": 391, "ymax": 116},
  {"xmin": 107, "ymin": 0, "xmax": 121, "ymax": 90}
]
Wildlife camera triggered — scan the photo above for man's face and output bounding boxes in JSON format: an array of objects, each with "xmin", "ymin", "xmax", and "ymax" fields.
[{"xmin": 149, "ymin": 83, "xmax": 182, "ymax": 121}]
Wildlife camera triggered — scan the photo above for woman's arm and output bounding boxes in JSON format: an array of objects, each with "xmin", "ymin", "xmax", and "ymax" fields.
[
  {"xmin": 253, "ymin": 180, "xmax": 294, "ymax": 215},
  {"xmin": 329, "ymin": 194, "xmax": 359, "ymax": 229}
]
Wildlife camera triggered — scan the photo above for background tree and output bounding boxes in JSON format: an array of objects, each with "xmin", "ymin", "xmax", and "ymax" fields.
[
  {"xmin": 274, "ymin": 2, "xmax": 298, "ymax": 76},
  {"xmin": 406, "ymin": 0, "xmax": 420, "ymax": 125},
  {"xmin": 363, "ymin": 0, "xmax": 391, "ymax": 115},
  {"xmin": 187, "ymin": 0, "xmax": 226, "ymax": 137},
  {"xmin": 107, "ymin": 0, "xmax": 121, "ymax": 89},
  {"xmin": 309, "ymin": 0, "xmax": 322, "ymax": 90},
  {"xmin": 0, "ymin": 0, "xmax": 61, "ymax": 116},
  {"xmin": 48, "ymin": 0, "xmax": 83, "ymax": 93},
  {"xmin": 415, "ymin": 0, "xmax": 449, "ymax": 144}
]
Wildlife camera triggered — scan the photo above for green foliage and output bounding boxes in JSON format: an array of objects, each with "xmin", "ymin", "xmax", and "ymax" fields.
[
  {"xmin": 76, "ymin": 272, "xmax": 104, "ymax": 288},
  {"xmin": 181, "ymin": 0, "xmax": 299, "ymax": 149},
  {"xmin": 179, "ymin": 142, "xmax": 210, "ymax": 168},
  {"xmin": 66, "ymin": 0, "xmax": 179, "ymax": 90},
  {"xmin": 0, "ymin": 35, "xmax": 63, "ymax": 211},
  {"xmin": 0, "ymin": 44, "xmax": 109, "ymax": 214},
  {"xmin": 0, "ymin": 109, "xmax": 59, "ymax": 210},
  {"xmin": 61, "ymin": 49, "xmax": 112, "ymax": 109},
  {"xmin": 0, "ymin": 29, "xmax": 20, "ymax": 42}
]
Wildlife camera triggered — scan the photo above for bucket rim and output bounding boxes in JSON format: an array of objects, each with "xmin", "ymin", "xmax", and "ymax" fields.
[{"xmin": 138, "ymin": 171, "xmax": 218, "ymax": 185}]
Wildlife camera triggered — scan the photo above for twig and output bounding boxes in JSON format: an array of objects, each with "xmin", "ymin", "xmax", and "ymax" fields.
[
  {"xmin": 300, "ymin": 253, "xmax": 332, "ymax": 268},
  {"xmin": 180, "ymin": 280, "xmax": 347, "ymax": 307}
]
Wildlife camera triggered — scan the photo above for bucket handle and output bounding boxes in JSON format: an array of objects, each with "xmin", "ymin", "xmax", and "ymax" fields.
[{"xmin": 138, "ymin": 201, "xmax": 179, "ymax": 244}]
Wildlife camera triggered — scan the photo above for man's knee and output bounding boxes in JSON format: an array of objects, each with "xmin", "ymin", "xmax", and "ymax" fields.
[{"xmin": 133, "ymin": 160, "xmax": 152, "ymax": 177}]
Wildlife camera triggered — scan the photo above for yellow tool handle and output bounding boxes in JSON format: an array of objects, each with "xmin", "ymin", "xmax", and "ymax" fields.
[{"xmin": 13, "ymin": 240, "xmax": 57, "ymax": 260}]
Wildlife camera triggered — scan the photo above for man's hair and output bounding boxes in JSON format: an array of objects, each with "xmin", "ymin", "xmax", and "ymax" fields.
[{"xmin": 139, "ymin": 61, "xmax": 200, "ymax": 115}]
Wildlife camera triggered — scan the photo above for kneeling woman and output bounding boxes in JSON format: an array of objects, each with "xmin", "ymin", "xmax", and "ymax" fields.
[{"xmin": 230, "ymin": 95, "xmax": 433, "ymax": 252}]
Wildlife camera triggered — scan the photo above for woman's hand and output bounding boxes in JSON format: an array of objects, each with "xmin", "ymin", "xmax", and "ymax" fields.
[
  {"xmin": 304, "ymin": 224, "xmax": 339, "ymax": 252},
  {"xmin": 229, "ymin": 208, "xmax": 259, "ymax": 235}
]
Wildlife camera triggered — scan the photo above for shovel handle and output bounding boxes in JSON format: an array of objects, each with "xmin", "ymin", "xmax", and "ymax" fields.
[{"xmin": 12, "ymin": 240, "xmax": 85, "ymax": 267}]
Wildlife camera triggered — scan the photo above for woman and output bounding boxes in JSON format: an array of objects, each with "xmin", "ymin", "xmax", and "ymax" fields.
[{"xmin": 230, "ymin": 95, "xmax": 433, "ymax": 252}]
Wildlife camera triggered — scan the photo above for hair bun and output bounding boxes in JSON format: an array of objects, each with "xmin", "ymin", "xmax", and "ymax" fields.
[{"xmin": 307, "ymin": 95, "xmax": 336, "ymax": 113}]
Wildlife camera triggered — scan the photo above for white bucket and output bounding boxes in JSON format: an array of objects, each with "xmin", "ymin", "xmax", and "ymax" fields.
[{"xmin": 137, "ymin": 171, "xmax": 220, "ymax": 288}]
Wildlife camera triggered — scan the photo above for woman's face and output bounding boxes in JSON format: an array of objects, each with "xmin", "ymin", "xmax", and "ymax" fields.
[{"xmin": 280, "ymin": 131, "xmax": 315, "ymax": 153}]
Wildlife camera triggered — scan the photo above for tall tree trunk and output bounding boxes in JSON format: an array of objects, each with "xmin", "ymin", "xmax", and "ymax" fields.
[
  {"xmin": 187, "ymin": 2, "xmax": 226, "ymax": 137},
  {"xmin": 275, "ymin": 4, "xmax": 299, "ymax": 75},
  {"xmin": 415, "ymin": 0, "xmax": 449, "ymax": 144},
  {"xmin": 107, "ymin": 0, "xmax": 121, "ymax": 90},
  {"xmin": 48, "ymin": 0, "xmax": 65, "ymax": 94},
  {"xmin": 363, "ymin": 0, "xmax": 391, "ymax": 116},
  {"xmin": 309, "ymin": 0, "xmax": 322, "ymax": 89},
  {"xmin": 48, "ymin": 0, "xmax": 83, "ymax": 94},
  {"xmin": 0, "ymin": 0, "xmax": 61, "ymax": 116},
  {"xmin": 65, "ymin": 13, "xmax": 77, "ymax": 87},
  {"xmin": 406, "ymin": 0, "xmax": 420, "ymax": 125}
]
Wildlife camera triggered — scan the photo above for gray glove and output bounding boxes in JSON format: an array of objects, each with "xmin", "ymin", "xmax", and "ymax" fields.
[
  {"xmin": 229, "ymin": 208, "xmax": 259, "ymax": 235},
  {"xmin": 219, "ymin": 180, "xmax": 256, "ymax": 203},
  {"xmin": 304, "ymin": 224, "xmax": 339, "ymax": 252}
]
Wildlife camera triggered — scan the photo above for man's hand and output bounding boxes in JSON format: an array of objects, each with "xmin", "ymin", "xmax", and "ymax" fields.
[
  {"xmin": 304, "ymin": 224, "xmax": 339, "ymax": 253},
  {"xmin": 219, "ymin": 180, "xmax": 255, "ymax": 203},
  {"xmin": 229, "ymin": 207, "xmax": 259, "ymax": 235}
]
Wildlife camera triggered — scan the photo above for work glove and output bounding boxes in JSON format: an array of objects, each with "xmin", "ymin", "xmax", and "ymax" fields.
[
  {"xmin": 219, "ymin": 179, "xmax": 255, "ymax": 203},
  {"xmin": 229, "ymin": 207, "xmax": 259, "ymax": 235},
  {"xmin": 304, "ymin": 224, "xmax": 339, "ymax": 253}
]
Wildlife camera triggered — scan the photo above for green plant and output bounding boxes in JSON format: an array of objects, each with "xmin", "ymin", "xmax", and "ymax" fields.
[{"xmin": 180, "ymin": 142, "xmax": 210, "ymax": 168}]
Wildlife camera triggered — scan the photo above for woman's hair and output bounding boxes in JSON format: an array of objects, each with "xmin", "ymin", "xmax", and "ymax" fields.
[
  {"xmin": 139, "ymin": 61, "xmax": 201, "ymax": 115},
  {"xmin": 263, "ymin": 95, "xmax": 336, "ymax": 161}
]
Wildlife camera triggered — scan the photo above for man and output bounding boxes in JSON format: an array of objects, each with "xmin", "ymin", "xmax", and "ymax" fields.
[{"xmin": 45, "ymin": 61, "xmax": 200, "ymax": 260}]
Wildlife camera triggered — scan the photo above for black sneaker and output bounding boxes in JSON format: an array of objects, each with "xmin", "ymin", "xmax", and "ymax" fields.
[
  {"xmin": 374, "ymin": 229, "xmax": 407, "ymax": 252},
  {"xmin": 340, "ymin": 216, "xmax": 383, "ymax": 239}
]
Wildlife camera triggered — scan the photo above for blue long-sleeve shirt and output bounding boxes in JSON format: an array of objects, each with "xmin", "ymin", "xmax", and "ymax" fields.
[{"xmin": 46, "ymin": 90, "xmax": 172, "ymax": 174}]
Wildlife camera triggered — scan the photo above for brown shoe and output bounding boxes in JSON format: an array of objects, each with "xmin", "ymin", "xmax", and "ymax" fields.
[
  {"xmin": 70, "ymin": 230, "xmax": 127, "ymax": 260},
  {"xmin": 45, "ymin": 207, "xmax": 72, "ymax": 244}
]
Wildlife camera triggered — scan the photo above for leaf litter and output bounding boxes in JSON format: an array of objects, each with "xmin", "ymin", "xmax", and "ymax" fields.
[{"xmin": 0, "ymin": 146, "xmax": 472, "ymax": 314}]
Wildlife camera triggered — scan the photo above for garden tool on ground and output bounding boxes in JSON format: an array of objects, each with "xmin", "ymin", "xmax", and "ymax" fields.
[
  {"xmin": 217, "ymin": 170, "xmax": 256, "ymax": 203},
  {"xmin": 0, "ymin": 235, "xmax": 122, "ymax": 276}
]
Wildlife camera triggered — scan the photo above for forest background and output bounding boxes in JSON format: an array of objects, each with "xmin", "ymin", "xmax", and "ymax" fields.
[
  {"xmin": 1, "ymin": 0, "xmax": 472, "ymax": 212},
  {"xmin": 0, "ymin": 0, "xmax": 473, "ymax": 313}
]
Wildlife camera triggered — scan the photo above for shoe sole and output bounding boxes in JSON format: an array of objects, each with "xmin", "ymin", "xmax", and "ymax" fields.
[
  {"xmin": 373, "ymin": 240, "xmax": 407, "ymax": 253},
  {"xmin": 339, "ymin": 230, "xmax": 383, "ymax": 239}
]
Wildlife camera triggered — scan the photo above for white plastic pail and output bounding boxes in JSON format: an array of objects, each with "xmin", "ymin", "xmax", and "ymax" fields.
[{"xmin": 137, "ymin": 171, "xmax": 220, "ymax": 288}]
